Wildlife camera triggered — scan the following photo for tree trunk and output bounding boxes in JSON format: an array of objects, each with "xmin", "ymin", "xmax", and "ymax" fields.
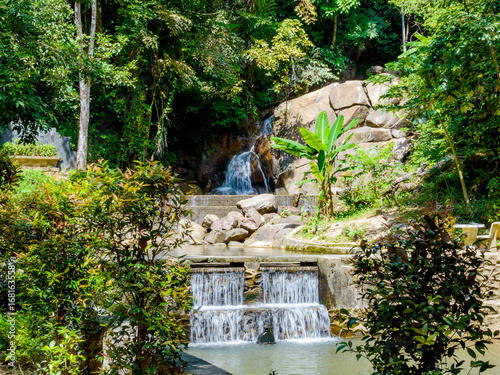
[
  {"xmin": 332, "ymin": 15, "xmax": 338, "ymax": 45},
  {"xmin": 75, "ymin": 0, "xmax": 97, "ymax": 170}
]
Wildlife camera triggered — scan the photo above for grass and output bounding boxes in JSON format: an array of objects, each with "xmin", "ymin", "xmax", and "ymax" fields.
[{"xmin": 12, "ymin": 169, "xmax": 57, "ymax": 202}]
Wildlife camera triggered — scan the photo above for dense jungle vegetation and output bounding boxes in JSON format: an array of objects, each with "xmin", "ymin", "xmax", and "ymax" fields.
[{"xmin": 1, "ymin": 0, "xmax": 500, "ymax": 373}]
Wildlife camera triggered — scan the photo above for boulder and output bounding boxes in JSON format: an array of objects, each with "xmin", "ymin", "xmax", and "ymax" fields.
[
  {"xmin": 365, "ymin": 82, "xmax": 391, "ymax": 107},
  {"xmin": 279, "ymin": 215, "xmax": 302, "ymax": 225},
  {"xmin": 391, "ymin": 129, "xmax": 408, "ymax": 139},
  {"xmin": 227, "ymin": 241, "xmax": 245, "ymax": 247},
  {"xmin": 204, "ymin": 230, "xmax": 225, "ymax": 244},
  {"xmin": 243, "ymin": 207, "xmax": 264, "ymax": 227},
  {"xmin": 273, "ymin": 85, "xmax": 337, "ymax": 145},
  {"xmin": 241, "ymin": 218, "xmax": 259, "ymax": 233},
  {"xmin": 365, "ymin": 65, "xmax": 385, "ymax": 77},
  {"xmin": 175, "ymin": 181, "xmax": 203, "ymax": 195},
  {"xmin": 252, "ymin": 135, "xmax": 276, "ymax": 183},
  {"xmin": 340, "ymin": 127, "xmax": 393, "ymax": 144},
  {"xmin": 225, "ymin": 228, "xmax": 249, "ymax": 243},
  {"xmin": 365, "ymin": 109, "xmax": 399, "ymax": 128},
  {"xmin": 329, "ymin": 81, "xmax": 370, "ymax": 110},
  {"xmin": 263, "ymin": 213, "xmax": 281, "ymax": 225},
  {"xmin": 227, "ymin": 211, "xmax": 244, "ymax": 225},
  {"xmin": 211, "ymin": 216, "xmax": 238, "ymax": 232},
  {"xmin": 237, "ymin": 194, "xmax": 277, "ymax": 214},
  {"xmin": 201, "ymin": 214, "xmax": 219, "ymax": 230},
  {"xmin": 337, "ymin": 105, "xmax": 370, "ymax": 128},
  {"xmin": 391, "ymin": 138, "xmax": 412, "ymax": 162},
  {"xmin": 244, "ymin": 222, "xmax": 300, "ymax": 247},
  {"xmin": 274, "ymin": 187, "xmax": 288, "ymax": 195},
  {"xmin": 180, "ymin": 220, "xmax": 206, "ymax": 245}
]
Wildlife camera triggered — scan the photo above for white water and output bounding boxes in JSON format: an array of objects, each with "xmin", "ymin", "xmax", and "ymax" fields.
[
  {"xmin": 212, "ymin": 116, "xmax": 273, "ymax": 195},
  {"xmin": 189, "ymin": 267, "xmax": 331, "ymax": 344}
]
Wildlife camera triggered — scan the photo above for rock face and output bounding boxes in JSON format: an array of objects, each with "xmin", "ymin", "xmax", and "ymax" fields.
[
  {"xmin": 237, "ymin": 194, "xmax": 277, "ymax": 214},
  {"xmin": 272, "ymin": 78, "xmax": 410, "ymax": 195}
]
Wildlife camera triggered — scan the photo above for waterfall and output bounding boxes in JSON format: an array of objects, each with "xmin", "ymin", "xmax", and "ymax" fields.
[
  {"xmin": 189, "ymin": 266, "xmax": 331, "ymax": 344},
  {"xmin": 211, "ymin": 116, "xmax": 273, "ymax": 195}
]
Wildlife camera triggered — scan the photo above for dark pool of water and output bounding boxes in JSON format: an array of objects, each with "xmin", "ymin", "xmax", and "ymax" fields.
[{"xmin": 187, "ymin": 339, "xmax": 500, "ymax": 375}]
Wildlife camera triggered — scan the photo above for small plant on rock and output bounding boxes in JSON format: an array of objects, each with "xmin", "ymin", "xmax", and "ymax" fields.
[{"xmin": 338, "ymin": 203, "xmax": 499, "ymax": 374}]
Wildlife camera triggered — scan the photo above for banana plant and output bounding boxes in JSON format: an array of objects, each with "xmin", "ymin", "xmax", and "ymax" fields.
[{"xmin": 271, "ymin": 111, "xmax": 359, "ymax": 216}]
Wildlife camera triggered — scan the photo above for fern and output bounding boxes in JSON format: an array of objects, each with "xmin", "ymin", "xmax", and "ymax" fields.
[{"xmin": 255, "ymin": 0, "xmax": 277, "ymax": 17}]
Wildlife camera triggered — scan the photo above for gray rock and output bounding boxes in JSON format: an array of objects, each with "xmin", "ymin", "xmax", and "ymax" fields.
[
  {"xmin": 179, "ymin": 220, "xmax": 206, "ymax": 245},
  {"xmin": 365, "ymin": 109, "xmax": 399, "ymax": 128},
  {"xmin": 274, "ymin": 187, "xmax": 288, "ymax": 195},
  {"xmin": 341, "ymin": 127, "xmax": 393, "ymax": 143},
  {"xmin": 263, "ymin": 213, "xmax": 281, "ymax": 225},
  {"xmin": 211, "ymin": 216, "xmax": 238, "ymax": 232},
  {"xmin": 237, "ymin": 194, "xmax": 277, "ymax": 214},
  {"xmin": 245, "ymin": 222, "xmax": 300, "ymax": 247},
  {"xmin": 225, "ymin": 228, "xmax": 249, "ymax": 243},
  {"xmin": 329, "ymin": 81, "xmax": 370, "ymax": 110},
  {"xmin": 337, "ymin": 105, "xmax": 370, "ymax": 127},
  {"xmin": 240, "ymin": 217, "xmax": 259, "ymax": 233},
  {"xmin": 365, "ymin": 82, "xmax": 391, "ymax": 106},
  {"xmin": 391, "ymin": 129, "xmax": 408, "ymax": 139},
  {"xmin": 201, "ymin": 214, "xmax": 219, "ymax": 230},
  {"xmin": 227, "ymin": 211, "xmax": 244, "ymax": 225},
  {"xmin": 227, "ymin": 241, "xmax": 245, "ymax": 247},
  {"xmin": 204, "ymin": 230, "xmax": 225, "ymax": 244},
  {"xmin": 279, "ymin": 215, "xmax": 303, "ymax": 225},
  {"xmin": 365, "ymin": 65, "xmax": 385, "ymax": 77},
  {"xmin": 392, "ymin": 138, "xmax": 412, "ymax": 162},
  {"xmin": 243, "ymin": 207, "xmax": 264, "ymax": 227}
]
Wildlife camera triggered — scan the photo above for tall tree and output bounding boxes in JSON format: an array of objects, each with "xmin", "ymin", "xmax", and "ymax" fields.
[{"xmin": 75, "ymin": 1, "xmax": 97, "ymax": 169}]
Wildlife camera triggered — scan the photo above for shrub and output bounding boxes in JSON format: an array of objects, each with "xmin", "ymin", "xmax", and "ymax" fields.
[
  {"xmin": 0, "ymin": 149, "xmax": 20, "ymax": 190},
  {"xmin": 2, "ymin": 140, "xmax": 57, "ymax": 157},
  {"xmin": 339, "ymin": 203, "xmax": 499, "ymax": 374}
]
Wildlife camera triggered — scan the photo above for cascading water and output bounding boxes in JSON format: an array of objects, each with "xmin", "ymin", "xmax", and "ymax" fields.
[
  {"xmin": 189, "ymin": 265, "xmax": 331, "ymax": 344},
  {"xmin": 211, "ymin": 115, "xmax": 274, "ymax": 195}
]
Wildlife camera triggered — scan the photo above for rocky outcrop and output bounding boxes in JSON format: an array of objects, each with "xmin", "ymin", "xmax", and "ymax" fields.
[
  {"xmin": 273, "ymin": 77, "xmax": 409, "ymax": 195},
  {"xmin": 211, "ymin": 216, "xmax": 238, "ymax": 232}
]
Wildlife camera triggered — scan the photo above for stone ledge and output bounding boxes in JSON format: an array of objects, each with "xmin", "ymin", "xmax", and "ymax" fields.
[{"xmin": 281, "ymin": 226, "xmax": 359, "ymax": 254}]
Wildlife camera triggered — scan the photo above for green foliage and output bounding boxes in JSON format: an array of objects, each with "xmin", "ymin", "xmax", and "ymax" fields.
[
  {"xmin": 79, "ymin": 161, "xmax": 191, "ymax": 372},
  {"xmin": 341, "ymin": 143, "xmax": 401, "ymax": 209},
  {"xmin": 11, "ymin": 169, "xmax": 56, "ymax": 202},
  {"xmin": 271, "ymin": 111, "xmax": 359, "ymax": 216},
  {"xmin": 0, "ymin": 162, "xmax": 191, "ymax": 373},
  {"xmin": 339, "ymin": 203, "xmax": 499, "ymax": 374},
  {"xmin": 2, "ymin": 140, "xmax": 57, "ymax": 157},
  {"xmin": 0, "ymin": 150, "xmax": 20, "ymax": 190}
]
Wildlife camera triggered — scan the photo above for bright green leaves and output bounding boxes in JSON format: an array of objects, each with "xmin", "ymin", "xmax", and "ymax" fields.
[
  {"xmin": 300, "ymin": 128, "xmax": 326, "ymax": 152},
  {"xmin": 271, "ymin": 110, "xmax": 359, "ymax": 216},
  {"xmin": 340, "ymin": 204, "xmax": 499, "ymax": 374}
]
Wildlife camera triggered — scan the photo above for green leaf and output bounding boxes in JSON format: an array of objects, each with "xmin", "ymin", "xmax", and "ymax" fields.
[
  {"xmin": 315, "ymin": 111, "xmax": 330, "ymax": 144},
  {"xmin": 300, "ymin": 128, "xmax": 326, "ymax": 152},
  {"xmin": 310, "ymin": 162, "xmax": 325, "ymax": 182},
  {"xmin": 467, "ymin": 347, "xmax": 476, "ymax": 359},
  {"xmin": 326, "ymin": 116, "xmax": 344, "ymax": 152}
]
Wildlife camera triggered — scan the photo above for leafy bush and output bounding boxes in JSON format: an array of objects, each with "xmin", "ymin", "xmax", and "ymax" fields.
[
  {"xmin": 0, "ymin": 161, "xmax": 191, "ymax": 374},
  {"xmin": 339, "ymin": 203, "xmax": 499, "ymax": 374},
  {"xmin": 2, "ymin": 140, "xmax": 57, "ymax": 157},
  {"xmin": 0, "ymin": 149, "xmax": 20, "ymax": 190}
]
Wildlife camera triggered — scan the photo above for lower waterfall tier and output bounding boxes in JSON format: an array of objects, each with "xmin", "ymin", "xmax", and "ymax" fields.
[{"xmin": 190, "ymin": 304, "xmax": 331, "ymax": 344}]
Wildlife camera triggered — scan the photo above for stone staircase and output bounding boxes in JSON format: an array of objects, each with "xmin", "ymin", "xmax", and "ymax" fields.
[{"xmin": 185, "ymin": 195, "xmax": 316, "ymax": 224}]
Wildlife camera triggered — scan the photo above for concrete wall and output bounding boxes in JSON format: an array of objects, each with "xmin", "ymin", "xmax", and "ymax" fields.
[{"xmin": 0, "ymin": 124, "xmax": 76, "ymax": 170}]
